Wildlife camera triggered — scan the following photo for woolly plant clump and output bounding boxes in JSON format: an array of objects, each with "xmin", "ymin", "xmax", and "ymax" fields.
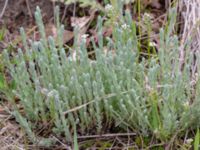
[{"xmin": 2, "ymin": 6, "xmax": 200, "ymax": 143}]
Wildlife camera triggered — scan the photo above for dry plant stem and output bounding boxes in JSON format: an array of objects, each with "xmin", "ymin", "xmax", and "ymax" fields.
[
  {"xmin": 146, "ymin": 142, "xmax": 165, "ymax": 149},
  {"xmin": 116, "ymin": 137, "xmax": 126, "ymax": 147},
  {"xmin": 165, "ymin": 0, "xmax": 170, "ymax": 9},
  {"xmin": 61, "ymin": 5, "xmax": 68, "ymax": 22},
  {"xmin": 25, "ymin": 0, "xmax": 33, "ymax": 18},
  {"xmin": 77, "ymin": 133, "xmax": 136, "ymax": 139},
  {"xmin": 73, "ymin": 2, "xmax": 76, "ymax": 17},
  {"xmin": 183, "ymin": 130, "xmax": 189, "ymax": 145},
  {"xmin": 165, "ymin": 130, "xmax": 180, "ymax": 150},
  {"xmin": 127, "ymin": 129, "xmax": 131, "ymax": 149},
  {"xmin": 109, "ymin": 138, "xmax": 117, "ymax": 150},
  {"xmin": 52, "ymin": 136, "xmax": 71, "ymax": 149},
  {"xmin": 0, "ymin": 0, "xmax": 9, "ymax": 19},
  {"xmin": 63, "ymin": 90, "xmax": 131, "ymax": 115}
]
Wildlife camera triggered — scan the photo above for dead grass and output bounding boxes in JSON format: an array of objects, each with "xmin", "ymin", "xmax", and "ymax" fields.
[
  {"xmin": 178, "ymin": 0, "xmax": 200, "ymax": 74},
  {"xmin": 0, "ymin": 103, "xmax": 25, "ymax": 150}
]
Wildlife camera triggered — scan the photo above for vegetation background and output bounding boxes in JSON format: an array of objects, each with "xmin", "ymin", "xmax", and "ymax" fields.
[{"xmin": 0, "ymin": 0, "xmax": 200, "ymax": 149}]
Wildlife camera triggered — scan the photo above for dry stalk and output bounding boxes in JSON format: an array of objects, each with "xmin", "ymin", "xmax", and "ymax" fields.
[{"xmin": 178, "ymin": 0, "xmax": 200, "ymax": 73}]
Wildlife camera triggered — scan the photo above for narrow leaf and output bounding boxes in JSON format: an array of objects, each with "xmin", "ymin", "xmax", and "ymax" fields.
[{"xmin": 194, "ymin": 128, "xmax": 199, "ymax": 150}]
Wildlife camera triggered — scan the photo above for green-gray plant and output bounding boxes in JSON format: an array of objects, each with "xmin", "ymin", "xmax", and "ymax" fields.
[{"xmin": 2, "ymin": 6, "xmax": 200, "ymax": 146}]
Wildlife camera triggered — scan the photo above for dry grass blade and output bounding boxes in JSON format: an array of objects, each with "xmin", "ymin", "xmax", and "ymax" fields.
[
  {"xmin": 0, "ymin": 0, "xmax": 9, "ymax": 19},
  {"xmin": 77, "ymin": 133, "xmax": 136, "ymax": 139},
  {"xmin": 179, "ymin": 0, "xmax": 200, "ymax": 71},
  {"xmin": 63, "ymin": 90, "xmax": 131, "ymax": 115}
]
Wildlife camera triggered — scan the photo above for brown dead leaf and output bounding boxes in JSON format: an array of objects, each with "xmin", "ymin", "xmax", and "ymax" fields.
[
  {"xmin": 62, "ymin": 30, "xmax": 74, "ymax": 44},
  {"xmin": 149, "ymin": 0, "xmax": 161, "ymax": 9},
  {"xmin": 45, "ymin": 23, "xmax": 74, "ymax": 44},
  {"xmin": 143, "ymin": 0, "xmax": 161, "ymax": 9},
  {"xmin": 71, "ymin": 16, "xmax": 91, "ymax": 44},
  {"xmin": 89, "ymin": 27, "xmax": 113, "ymax": 44},
  {"xmin": 71, "ymin": 10, "xmax": 96, "ymax": 44},
  {"xmin": 71, "ymin": 16, "xmax": 91, "ymax": 29}
]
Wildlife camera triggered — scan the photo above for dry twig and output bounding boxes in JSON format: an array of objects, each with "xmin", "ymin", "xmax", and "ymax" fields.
[
  {"xmin": 77, "ymin": 133, "xmax": 136, "ymax": 139},
  {"xmin": 0, "ymin": 0, "xmax": 9, "ymax": 19}
]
